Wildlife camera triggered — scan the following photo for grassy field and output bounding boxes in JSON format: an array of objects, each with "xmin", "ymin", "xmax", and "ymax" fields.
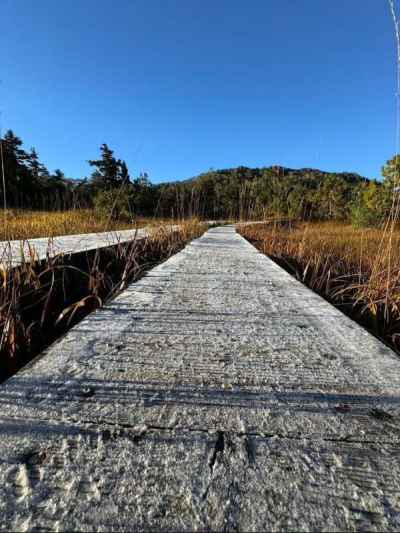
[
  {"xmin": 0, "ymin": 209, "xmax": 177, "ymax": 240},
  {"xmin": 238, "ymin": 221, "xmax": 400, "ymax": 354}
]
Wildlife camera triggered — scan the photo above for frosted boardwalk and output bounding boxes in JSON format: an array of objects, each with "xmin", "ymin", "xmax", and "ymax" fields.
[
  {"xmin": 2, "ymin": 227, "xmax": 400, "ymax": 531},
  {"xmin": 0, "ymin": 227, "xmax": 159, "ymax": 267}
]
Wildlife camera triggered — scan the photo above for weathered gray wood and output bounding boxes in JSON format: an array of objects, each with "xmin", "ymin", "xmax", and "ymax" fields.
[
  {"xmin": 1, "ymin": 226, "xmax": 400, "ymax": 531},
  {"xmin": 0, "ymin": 226, "xmax": 179, "ymax": 267}
]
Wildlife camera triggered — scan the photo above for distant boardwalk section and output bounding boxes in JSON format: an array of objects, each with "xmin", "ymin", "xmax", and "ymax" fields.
[
  {"xmin": 0, "ymin": 226, "xmax": 179, "ymax": 267},
  {"xmin": 1, "ymin": 227, "xmax": 400, "ymax": 531}
]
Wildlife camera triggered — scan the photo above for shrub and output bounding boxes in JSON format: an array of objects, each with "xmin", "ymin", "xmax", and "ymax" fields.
[
  {"xmin": 93, "ymin": 188, "xmax": 134, "ymax": 222},
  {"xmin": 350, "ymin": 204, "xmax": 381, "ymax": 228}
]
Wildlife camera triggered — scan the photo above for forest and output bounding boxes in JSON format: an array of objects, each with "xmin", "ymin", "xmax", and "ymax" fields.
[{"xmin": 1, "ymin": 129, "xmax": 398, "ymax": 225}]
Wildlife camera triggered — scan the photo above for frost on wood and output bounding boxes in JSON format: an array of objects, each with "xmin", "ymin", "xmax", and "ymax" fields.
[
  {"xmin": 1, "ymin": 226, "xmax": 400, "ymax": 531},
  {"xmin": 0, "ymin": 227, "xmax": 176, "ymax": 267}
]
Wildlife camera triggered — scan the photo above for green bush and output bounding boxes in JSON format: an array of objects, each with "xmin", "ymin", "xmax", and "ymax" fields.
[
  {"xmin": 93, "ymin": 188, "xmax": 134, "ymax": 222},
  {"xmin": 350, "ymin": 204, "xmax": 381, "ymax": 228}
]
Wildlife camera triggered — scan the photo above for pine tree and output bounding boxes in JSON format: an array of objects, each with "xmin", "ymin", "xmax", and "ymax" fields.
[
  {"xmin": 1, "ymin": 130, "xmax": 27, "ymax": 206},
  {"xmin": 118, "ymin": 160, "xmax": 130, "ymax": 184},
  {"xmin": 26, "ymin": 148, "xmax": 48, "ymax": 182},
  {"xmin": 89, "ymin": 144, "xmax": 127, "ymax": 189},
  {"xmin": 381, "ymin": 154, "xmax": 400, "ymax": 215}
]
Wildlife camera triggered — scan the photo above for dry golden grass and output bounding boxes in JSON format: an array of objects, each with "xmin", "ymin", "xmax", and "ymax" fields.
[
  {"xmin": 1, "ymin": 209, "xmax": 177, "ymax": 241},
  {"xmin": 238, "ymin": 221, "xmax": 400, "ymax": 353}
]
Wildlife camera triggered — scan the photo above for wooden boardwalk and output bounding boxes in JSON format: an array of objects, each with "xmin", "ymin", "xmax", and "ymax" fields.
[
  {"xmin": 1, "ymin": 226, "xmax": 400, "ymax": 531},
  {"xmin": 0, "ymin": 226, "xmax": 172, "ymax": 267}
]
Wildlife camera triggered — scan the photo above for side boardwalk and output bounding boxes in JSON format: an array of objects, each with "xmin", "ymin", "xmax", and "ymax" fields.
[
  {"xmin": 0, "ymin": 227, "xmax": 158, "ymax": 267},
  {"xmin": 1, "ymin": 226, "xmax": 400, "ymax": 531}
]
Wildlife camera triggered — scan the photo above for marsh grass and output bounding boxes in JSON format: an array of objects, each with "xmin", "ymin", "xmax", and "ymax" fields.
[
  {"xmin": 0, "ymin": 219, "xmax": 205, "ymax": 381},
  {"xmin": 239, "ymin": 220, "xmax": 400, "ymax": 353},
  {"xmin": 1, "ymin": 209, "xmax": 177, "ymax": 240}
]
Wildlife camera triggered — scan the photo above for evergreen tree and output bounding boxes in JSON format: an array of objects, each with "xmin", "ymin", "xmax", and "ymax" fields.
[
  {"xmin": 118, "ymin": 160, "xmax": 130, "ymax": 184},
  {"xmin": 381, "ymin": 155, "xmax": 400, "ymax": 215},
  {"xmin": 1, "ymin": 130, "xmax": 28, "ymax": 207},
  {"xmin": 89, "ymin": 144, "xmax": 127, "ymax": 189}
]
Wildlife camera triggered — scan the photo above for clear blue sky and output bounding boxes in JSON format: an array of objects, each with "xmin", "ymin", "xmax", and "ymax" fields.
[{"xmin": 1, "ymin": 0, "xmax": 398, "ymax": 182}]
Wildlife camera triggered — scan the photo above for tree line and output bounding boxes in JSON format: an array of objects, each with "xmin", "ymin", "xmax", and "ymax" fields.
[{"xmin": 1, "ymin": 129, "xmax": 398, "ymax": 225}]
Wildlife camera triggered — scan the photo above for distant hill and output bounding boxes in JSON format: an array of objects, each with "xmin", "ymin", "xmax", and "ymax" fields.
[
  {"xmin": 154, "ymin": 165, "xmax": 372, "ymax": 219},
  {"xmin": 180, "ymin": 165, "xmax": 368, "ymax": 184}
]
